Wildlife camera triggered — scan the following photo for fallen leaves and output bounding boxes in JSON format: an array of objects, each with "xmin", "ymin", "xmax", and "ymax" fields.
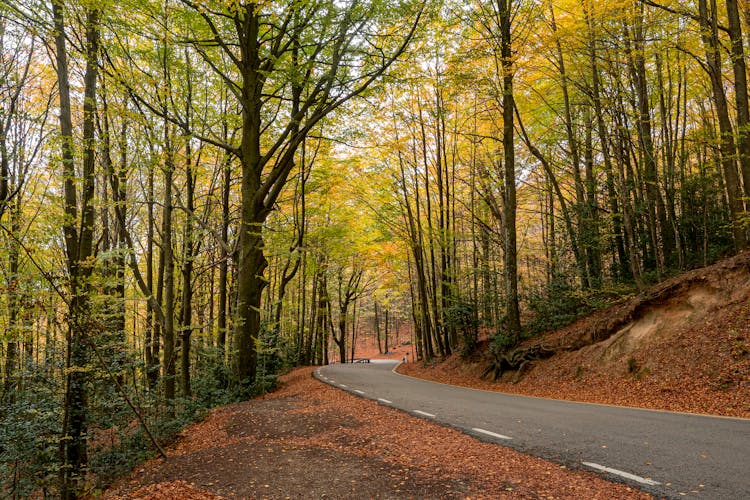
[{"xmin": 105, "ymin": 367, "xmax": 650, "ymax": 499}]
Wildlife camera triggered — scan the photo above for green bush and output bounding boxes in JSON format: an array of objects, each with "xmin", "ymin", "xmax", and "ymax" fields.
[
  {"xmin": 524, "ymin": 278, "xmax": 603, "ymax": 335},
  {"xmin": 491, "ymin": 330, "xmax": 518, "ymax": 354},
  {"xmin": 0, "ymin": 383, "xmax": 61, "ymax": 497},
  {"xmin": 445, "ymin": 301, "xmax": 479, "ymax": 357}
]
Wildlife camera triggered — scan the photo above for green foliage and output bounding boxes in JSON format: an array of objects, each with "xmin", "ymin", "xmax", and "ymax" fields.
[
  {"xmin": 627, "ymin": 356, "xmax": 639, "ymax": 374},
  {"xmin": 0, "ymin": 371, "xmax": 62, "ymax": 497},
  {"xmin": 524, "ymin": 278, "xmax": 606, "ymax": 335},
  {"xmin": 444, "ymin": 300, "xmax": 479, "ymax": 357},
  {"xmin": 257, "ymin": 321, "xmax": 286, "ymax": 377},
  {"xmin": 491, "ymin": 329, "xmax": 518, "ymax": 355}
]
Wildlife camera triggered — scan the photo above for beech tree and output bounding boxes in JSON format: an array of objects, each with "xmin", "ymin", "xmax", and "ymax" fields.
[
  {"xmin": 115, "ymin": 0, "xmax": 426, "ymax": 388},
  {"xmin": 52, "ymin": 1, "xmax": 101, "ymax": 495}
]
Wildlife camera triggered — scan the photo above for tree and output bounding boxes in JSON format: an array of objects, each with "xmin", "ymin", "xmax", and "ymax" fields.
[
  {"xmin": 476, "ymin": 0, "xmax": 522, "ymax": 338},
  {"xmin": 52, "ymin": 2, "xmax": 101, "ymax": 496},
  {"xmin": 118, "ymin": 0, "xmax": 427, "ymax": 388}
]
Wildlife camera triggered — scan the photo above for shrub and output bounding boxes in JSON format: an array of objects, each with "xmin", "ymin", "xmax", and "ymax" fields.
[
  {"xmin": 445, "ymin": 301, "xmax": 479, "ymax": 357},
  {"xmin": 524, "ymin": 278, "xmax": 606, "ymax": 335}
]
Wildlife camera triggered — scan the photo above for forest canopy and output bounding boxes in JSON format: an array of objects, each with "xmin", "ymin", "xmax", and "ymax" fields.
[{"xmin": 1, "ymin": 0, "xmax": 749, "ymax": 497}]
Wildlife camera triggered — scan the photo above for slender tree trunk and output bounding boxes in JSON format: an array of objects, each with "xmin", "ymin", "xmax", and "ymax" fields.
[
  {"xmin": 497, "ymin": 0, "xmax": 521, "ymax": 337},
  {"xmin": 54, "ymin": 5, "xmax": 100, "ymax": 497},
  {"xmin": 725, "ymin": 0, "xmax": 750, "ymax": 200},
  {"xmin": 162, "ymin": 137, "xmax": 176, "ymax": 407},
  {"xmin": 698, "ymin": 0, "xmax": 748, "ymax": 249},
  {"xmin": 2, "ymin": 197, "xmax": 21, "ymax": 402},
  {"xmin": 584, "ymin": 0, "xmax": 628, "ymax": 278},
  {"xmin": 145, "ymin": 150, "xmax": 158, "ymax": 389},
  {"xmin": 218, "ymin": 154, "xmax": 231, "ymax": 355},
  {"xmin": 384, "ymin": 307, "xmax": 390, "ymax": 354},
  {"xmin": 624, "ymin": 9, "xmax": 672, "ymax": 273},
  {"xmin": 180, "ymin": 136, "xmax": 194, "ymax": 397},
  {"xmin": 417, "ymin": 99, "xmax": 445, "ymax": 357},
  {"xmin": 550, "ymin": 3, "xmax": 589, "ymax": 287},
  {"xmin": 374, "ymin": 301, "xmax": 383, "ymax": 354}
]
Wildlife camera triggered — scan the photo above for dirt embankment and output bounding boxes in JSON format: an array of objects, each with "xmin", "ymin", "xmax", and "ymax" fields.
[{"xmin": 401, "ymin": 252, "xmax": 750, "ymax": 418}]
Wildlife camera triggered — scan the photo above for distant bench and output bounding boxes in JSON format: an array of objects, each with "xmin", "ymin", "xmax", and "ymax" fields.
[{"xmin": 351, "ymin": 358, "xmax": 370, "ymax": 363}]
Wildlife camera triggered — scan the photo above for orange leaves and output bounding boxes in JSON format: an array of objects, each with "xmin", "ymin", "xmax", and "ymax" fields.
[{"xmin": 107, "ymin": 366, "xmax": 649, "ymax": 499}]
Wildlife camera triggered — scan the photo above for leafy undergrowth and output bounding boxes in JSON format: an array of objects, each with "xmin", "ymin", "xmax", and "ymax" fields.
[
  {"xmin": 105, "ymin": 367, "xmax": 650, "ymax": 499},
  {"xmin": 400, "ymin": 253, "xmax": 750, "ymax": 418}
]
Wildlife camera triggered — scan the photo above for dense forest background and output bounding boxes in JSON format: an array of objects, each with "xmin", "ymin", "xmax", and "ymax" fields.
[{"xmin": 1, "ymin": 0, "xmax": 749, "ymax": 497}]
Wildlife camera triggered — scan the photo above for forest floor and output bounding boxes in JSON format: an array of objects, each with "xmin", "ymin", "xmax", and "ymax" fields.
[
  {"xmin": 104, "ymin": 367, "xmax": 650, "ymax": 499},
  {"xmin": 400, "ymin": 253, "xmax": 750, "ymax": 419}
]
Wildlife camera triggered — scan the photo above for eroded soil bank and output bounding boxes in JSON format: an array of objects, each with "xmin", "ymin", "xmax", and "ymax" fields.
[{"xmin": 400, "ymin": 253, "xmax": 750, "ymax": 419}]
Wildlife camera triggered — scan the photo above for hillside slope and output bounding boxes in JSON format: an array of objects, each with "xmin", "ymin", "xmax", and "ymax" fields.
[{"xmin": 400, "ymin": 252, "xmax": 750, "ymax": 418}]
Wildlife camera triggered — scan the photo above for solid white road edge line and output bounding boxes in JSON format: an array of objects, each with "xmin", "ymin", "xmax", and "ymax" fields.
[
  {"xmin": 377, "ymin": 398, "xmax": 392, "ymax": 404},
  {"xmin": 472, "ymin": 427, "xmax": 512, "ymax": 440},
  {"xmin": 413, "ymin": 410, "xmax": 436, "ymax": 418},
  {"xmin": 354, "ymin": 390, "xmax": 365, "ymax": 394},
  {"xmin": 582, "ymin": 462, "xmax": 661, "ymax": 486}
]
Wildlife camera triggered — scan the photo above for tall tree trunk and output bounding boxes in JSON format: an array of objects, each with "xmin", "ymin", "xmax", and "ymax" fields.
[
  {"xmin": 180, "ymin": 49, "xmax": 195, "ymax": 397},
  {"xmin": 145, "ymin": 149, "xmax": 158, "ymax": 389},
  {"xmin": 180, "ymin": 138, "xmax": 194, "ymax": 398},
  {"xmin": 2, "ymin": 197, "xmax": 21, "ymax": 402},
  {"xmin": 550, "ymin": 3, "xmax": 589, "ymax": 287},
  {"xmin": 162, "ymin": 135, "xmax": 176, "ymax": 407},
  {"xmin": 54, "ymin": 5, "xmax": 100, "ymax": 497},
  {"xmin": 624, "ymin": 8, "xmax": 673, "ymax": 273},
  {"xmin": 583, "ymin": 111, "xmax": 602, "ymax": 286},
  {"xmin": 584, "ymin": 0, "xmax": 628, "ymax": 278},
  {"xmin": 234, "ymin": 6, "xmax": 266, "ymax": 388},
  {"xmin": 499, "ymin": 0, "xmax": 521, "ymax": 337},
  {"xmin": 218, "ymin": 153, "xmax": 231, "ymax": 355},
  {"xmin": 725, "ymin": 0, "xmax": 750, "ymax": 201},
  {"xmin": 374, "ymin": 301, "xmax": 383, "ymax": 354},
  {"xmin": 418, "ymin": 99, "xmax": 445, "ymax": 357},
  {"xmin": 698, "ymin": 0, "xmax": 748, "ymax": 249},
  {"xmin": 384, "ymin": 307, "xmax": 390, "ymax": 354}
]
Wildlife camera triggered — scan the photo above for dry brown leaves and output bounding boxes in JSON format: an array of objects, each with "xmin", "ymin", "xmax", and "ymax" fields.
[
  {"xmin": 105, "ymin": 367, "xmax": 649, "ymax": 499},
  {"xmin": 111, "ymin": 480, "xmax": 223, "ymax": 499}
]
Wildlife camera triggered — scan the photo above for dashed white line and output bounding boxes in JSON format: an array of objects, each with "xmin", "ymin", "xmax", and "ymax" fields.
[
  {"xmin": 354, "ymin": 390, "xmax": 365, "ymax": 395},
  {"xmin": 582, "ymin": 462, "xmax": 661, "ymax": 486},
  {"xmin": 378, "ymin": 398, "xmax": 392, "ymax": 404},
  {"xmin": 339, "ymin": 384, "xmax": 348, "ymax": 388},
  {"xmin": 472, "ymin": 427, "xmax": 512, "ymax": 440},
  {"xmin": 413, "ymin": 410, "xmax": 436, "ymax": 418}
]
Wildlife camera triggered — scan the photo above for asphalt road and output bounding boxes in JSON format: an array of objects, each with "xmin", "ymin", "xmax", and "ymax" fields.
[{"xmin": 315, "ymin": 360, "xmax": 750, "ymax": 499}]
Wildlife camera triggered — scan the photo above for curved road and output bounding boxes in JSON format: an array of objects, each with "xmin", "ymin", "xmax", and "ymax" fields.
[{"xmin": 315, "ymin": 361, "xmax": 749, "ymax": 499}]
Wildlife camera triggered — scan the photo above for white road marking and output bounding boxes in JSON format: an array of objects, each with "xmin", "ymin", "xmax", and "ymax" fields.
[
  {"xmin": 339, "ymin": 384, "xmax": 348, "ymax": 388},
  {"xmin": 378, "ymin": 398, "xmax": 392, "ymax": 404},
  {"xmin": 329, "ymin": 380, "xmax": 336, "ymax": 383},
  {"xmin": 582, "ymin": 462, "xmax": 661, "ymax": 486},
  {"xmin": 472, "ymin": 427, "xmax": 512, "ymax": 440},
  {"xmin": 413, "ymin": 410, "xmax": 436, "ymax": 418},
  {"xmin": 354, "ymin": 390, "xmax": 365, "ymax": 395}
]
